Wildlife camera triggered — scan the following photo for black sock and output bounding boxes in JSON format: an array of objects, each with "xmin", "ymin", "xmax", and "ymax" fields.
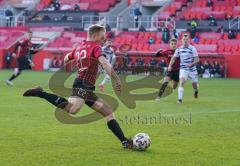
[
  {"xmin": 158, "ymin": 82, "xmax": 168, "ymax": 97},
  {"xmin": 107, "ymin": 119, "xmax": 126, "ymax": 142},
  {"xmin": 9, "ymin": 72, "xmax": 21, "ymax": 81},
  {"xmin": 38, "ymin": 92, "xmax": 69, "ymax": 109}
]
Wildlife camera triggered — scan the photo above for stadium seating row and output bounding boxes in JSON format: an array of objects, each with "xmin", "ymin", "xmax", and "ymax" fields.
[
  {"xmin": 47, "ymin": 31, "xmax": 86, "ymax": 48},
  {"xmin": 45, "ymin": 31, "xmax": 240, "ymax": 53},
  {"xmin": 37, "ymin": 0, "xmax": 120, "ymax": 12},
  {"xmin": 0, "ymin": 29, "xmax": 25, "ymax": 49},
  {"xmin": 178, "ymin": 0, "xmax": 240, "ymax": 20},
  {"xmin": 1, "ymin": 27, "xmax": 240, "ymax": 54}
]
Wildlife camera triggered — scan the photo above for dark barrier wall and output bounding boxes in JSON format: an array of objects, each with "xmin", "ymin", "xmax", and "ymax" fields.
[{"xmin": 224, "ymin": 53, "xmax": 240, "ymax": 78}]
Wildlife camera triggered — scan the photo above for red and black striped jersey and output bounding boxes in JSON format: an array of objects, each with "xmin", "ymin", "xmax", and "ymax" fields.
[
  {"xmin": 16, "ymin": 38, "xmax": 33, "ymax": 58},
  {"xmin": 67, "ymin": 41, "xmax": 103, "ymax": 86},
  {"xmin": 157, "ymin": 49, "xmax": 180, "ymax": 71}
]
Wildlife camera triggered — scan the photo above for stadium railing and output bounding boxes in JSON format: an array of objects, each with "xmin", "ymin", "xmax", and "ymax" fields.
[
  {"xmin": 0, "ymin": 15, "xmax": 26, "ymax": 27},
  {"xmin": 81, "ymin": 15, "xmax": 175, "ymax": 30},
  {"xmin": 82, "ymin": 15, "xmax": 119, "ymax": 29},
  {"xmin": 229, "ymin": 16, "xmax": 240, "ymax": 29}
]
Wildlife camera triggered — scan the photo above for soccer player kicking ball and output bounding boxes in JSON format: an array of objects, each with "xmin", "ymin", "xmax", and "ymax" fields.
[
  {"xmin": 98, "ymin": 38, "xmax": 116, "ymax": 91},
  {"xmin": 23, "ymin": 25, "xmax": 133, "ymax": 149},
  {"xmin": 168, "ymin": 34, "xmax": 199, "ymax": 104},
  {"xmin": 6, "ymin": 31, "xmax": 35, "ymax": 86},
  {"xmin": 155, "ymin": 38, "xmax": 180, "ymax": 100}
]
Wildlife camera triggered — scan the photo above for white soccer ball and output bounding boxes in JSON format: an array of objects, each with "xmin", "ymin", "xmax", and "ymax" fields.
[{"xmin": 133, "ymin": 133, "xmax": 151, "ymax": 150}]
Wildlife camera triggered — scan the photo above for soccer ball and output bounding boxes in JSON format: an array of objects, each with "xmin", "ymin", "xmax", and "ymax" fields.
[{"xmin": 133, "ymin": 133, "xmax": 151, "ymax": 150}]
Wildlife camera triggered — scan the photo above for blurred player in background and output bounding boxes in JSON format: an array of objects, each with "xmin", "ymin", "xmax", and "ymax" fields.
[
  {"xmin": 99, "ymin": 38, "xmax": 116, "ymax": 91},
  {"xmin": 6, "ymin": 31, "xmax": 35, "ymax": 86},
  {"xmin": 168, "ymin": 34, "xmax": 199, "ymax": 103},
  {"xmin": 155, "ymin": 38, "xmax": 180, "ymax": 100},
  {"xmin": 23, "ymin": 25, "xmax": 133, "ymax": 149}
]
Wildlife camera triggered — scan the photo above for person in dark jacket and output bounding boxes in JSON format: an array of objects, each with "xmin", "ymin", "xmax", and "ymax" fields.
[
  {"xmin": 5, "ymin": 8, "xmax": 13, "ymax": 27},
  {"xmin": 228, "ymin": 29, "xmax": 236, "ymax": 39},
  {"xmin": 133, "ymin": 7, "xmax": 142, "ymax": 28},
  {"xmin": 162, "ymin": 28, "xmax": 170, "ymax": 44}
]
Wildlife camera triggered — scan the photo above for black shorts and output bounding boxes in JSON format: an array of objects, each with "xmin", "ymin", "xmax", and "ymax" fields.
[
  {"xmin": 71, "ymin": 78, "xmax": 98, "ymax": 107},
  {"xmin": 166, "ymin": 71, "xmax": 179, "ymax": 82},
  {"xmin": 17, "ymin": 56, "xmax": 31, "ymax": 70}
]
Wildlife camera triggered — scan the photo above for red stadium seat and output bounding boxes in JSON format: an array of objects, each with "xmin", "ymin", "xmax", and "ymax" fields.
[
  {"xmin": 0, "ymin": 28, "xmax": 26, "ymax": 49},
  {"xmin": 155, "ymin": 39, "xmax": 161, "ymax": 44},
  {"xmin": 36, "ymin": 0, "xmax": 119, "ymax": 11},
  {"xmin": 142, "ymin": 44, "xmax": 150, "ymax": 51},
  {"xmin": 223, "ymin": 33, "xmax": 228, "ymax": 40},
  {"xmin": 199, "ymin": 32, "xmax": 223, "ymax": 40},
  {"xmin": 158, "ymin": 12, "xmax": 171, "ymax": 20},
  {"xmin": 231, "ymin": 45, "xmax": 239, "ymax": 52},
  {"xmin": 203, "ymin": 39, "xmax": 209, "ymax": 45},
  {"xmin": 218, "ymin": 45, "xmax": 225, "ymax": 52},
  {"xmin": 224, "ymin": 45, "xmax": 232, "ymax": 52},
  {"xmin": 195, "ymin": 44, "xmax": 217, "ymax": 53},
  {"xmin": 78, "ymin": 3, "xmax": 90, "ymax": 10},
  {"xmin": 175, "ymin": 0, "xmax": 236, "ymax": 21},
  {"xmin": 149, "ymin": 44, "xmax": 169, "ymax": 51},
  {"xmin": 211, "ymin": 39, "xmax": 217, "ymax": 44}
]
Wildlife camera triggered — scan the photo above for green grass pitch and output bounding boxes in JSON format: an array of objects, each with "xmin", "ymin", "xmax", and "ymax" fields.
[{"xmin": 0, "ymin": 70, "xmax": 240, "ymax": 166}]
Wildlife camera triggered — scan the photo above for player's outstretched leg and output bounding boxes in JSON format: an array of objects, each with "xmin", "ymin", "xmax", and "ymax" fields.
[
  {"xmin": 156, "ymin": 81, "xmax": 168, "ymax": 100},
  {"xmin": 23, "ymin": 86, "xmax": 85, "ymax": 114},
  {"xmin": 6, "ymin": 68, "xmax": 22, "ymax": 86},
  {"xmin": 23, "ymin": 86, "xmax": 70, "ymax": 109},
  {"xmin": 192, "ymin": 82, "xmax": 198, "ymax": 98},
  {"xmin": 156, "ymin": 76, "xmax": 171, "ymax": 100},
  {"xmin": 91, "ymin": 98, "xmax": 133, "ymax": 149}
]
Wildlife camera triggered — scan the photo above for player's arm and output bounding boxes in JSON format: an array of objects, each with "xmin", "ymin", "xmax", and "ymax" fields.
[
  {"xmin": 12, "ymin": 42, "xmax": 22, "ymax": 58},
  {"xmin": 168, "ymin": 56, "xmax": 176, "ymax": 71},
  {"xmin": 168, "ymin": 49, "xmax": 178, "ymax": 71},
  {"xmin": 98, "ymin": 56, "xmax": 121, "ymax": 92},
  {"xmin": 26, "ymin": 54, "xmax": 35, "ymax": 67},
  {"xmin": 190, "ymin": 56, "xmax": 199, "ymax": 67},
  {"xmin": 64, "ymin": 53, "xmax": 71, "ymax": 63},
  {"xmin": 155, "ymin": 49, "xmax": 165, "ymax": 57},
  {"xmin": 31, "ymin": 46, "xmax": 40, "ymax": 54},
  {"xmin": 188, "ymin": 47, "xmax": 199, "ymax": 67},
  {"xmin": 64, "ymin": 50, "xmax": 75, "ymax": 64}
]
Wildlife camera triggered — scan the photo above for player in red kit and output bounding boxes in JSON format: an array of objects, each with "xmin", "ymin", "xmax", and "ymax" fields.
[
  {"xmin": 6, "ymin": 31, "xmax": 35, "ymax": 86},
  {"xmin": 155, "ymin": 38, "xmax": 180, "ymax": 100},
  {"xmin": 22, "ymin": 25, "xmax": 133, "ymax": 149}
]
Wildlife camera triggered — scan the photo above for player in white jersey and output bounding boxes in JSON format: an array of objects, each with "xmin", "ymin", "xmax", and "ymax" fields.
[
  {"xmin": 99, "ymin": 39, "xmax": 116, "ymax": 91},
  {"xmin": 168, "ymin": 34, "xmax": 199, "ymax": 103}
]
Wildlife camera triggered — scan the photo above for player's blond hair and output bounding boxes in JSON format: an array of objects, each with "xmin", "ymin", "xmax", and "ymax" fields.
[
  {"xmin": 170, "ymin": 38, "xmax": 178, "ymax": 42},
  {"xmin": 87, "ymin": 24, "xmax": 106, "ymax": 37}
]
